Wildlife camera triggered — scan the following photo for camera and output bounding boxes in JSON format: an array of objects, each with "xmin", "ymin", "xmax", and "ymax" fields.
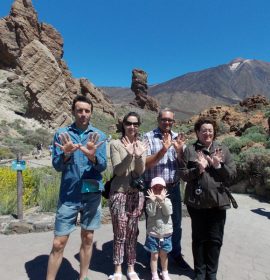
[{"xmin": 131, "ymin": 176, "xmax": 146, "ymax": 191}]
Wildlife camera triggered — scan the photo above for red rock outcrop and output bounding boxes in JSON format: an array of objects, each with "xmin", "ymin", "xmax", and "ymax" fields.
[{"xmin": 0, "ymin": 0, "xmax": 115, "ymax": 128}]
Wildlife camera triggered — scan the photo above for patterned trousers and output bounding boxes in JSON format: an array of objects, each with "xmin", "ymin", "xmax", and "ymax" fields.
[{"xmin": 109, "ymin": 191, "xmax": 144, "ymax": 265}]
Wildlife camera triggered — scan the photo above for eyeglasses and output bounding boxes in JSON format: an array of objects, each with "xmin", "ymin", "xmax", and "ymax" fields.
[
  {"xmin": 125, "ymin": 121, "xmax": 140, "ymax": 127},
  {"xmin": 160, "ymin": 118, "xmax": 175, "ymax": 123},
  {"xmin": 200, "ymin": 129, "xmax": 214, "ymax": 134}
]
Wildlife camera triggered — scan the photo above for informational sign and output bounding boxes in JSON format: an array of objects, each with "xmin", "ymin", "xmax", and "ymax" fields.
[{"xmin": 11, "ymin": 160, "xmax": 26, "ymax": 171}]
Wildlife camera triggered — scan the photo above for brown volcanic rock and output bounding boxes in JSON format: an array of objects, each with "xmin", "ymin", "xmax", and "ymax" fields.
[
  {"xmin": 40, "ymin": 23, "xmax": 63, "ymax": 62},
  {"xmin": 130, "ymin": 69, "xmax": 160, "ymax": 112},
  {"xmin": 0, "ymin": 0, "xmax": 115, "ymax": 128},
  {"xmin": 193, "ymin": 96, "xmax": 270, "ymax": 136},
  {"xmin": 131, "ymin": 69, "xmax": 148, "ymax": 96},
  {"xmin": 240, "ymin": 94, "xmax": 269, "ymax": 109},
  {"xmin": 10, "ymin": 0, "xmax": 40, "ymax": 49},
  {"xmin": 0, "ymin": 17, "xmax": 20, "ymax": 68},
  {"xmin": 18, "ymin": 39, "xmax": 74, "ymax": 127},
  {"xmin": 79, "ymin": 78, "xmax": 116, "ymax": 117}
]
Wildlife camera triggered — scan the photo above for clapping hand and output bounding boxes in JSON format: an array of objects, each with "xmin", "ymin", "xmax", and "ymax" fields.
[
  {"xmin": 134, "ymin": 140, "xmax": 149, "ymax": 158},
  {"xmin": 122, "ymin": 136, "xmax": 134, "ymax": 155},
  {"xmin": 55, "ymin": 132, "xmax": 80, "ymax": 154},
  {"xmin": 79, "ymin": 132, "xmax": 103, "ymax": 160},
  {"xmin": 196, "ymin": 151, "xmax": 209, "ymax": 173},
  {"xmin": 172, "ymin": 132, "xmax": 186, "ymax": 154},
  {"xmin": 155, "ymin": 189, "xmax": 169, "ymax": 202},
  {"xmin": 161, "ymin": 132, "xmax": 172, "ymax": 151},
  {"xmin": 146, "ymin": 189, "xmax": 157, "ymax": 202},
  {"xmin": 206, "ymin": 148, "xmax": 224, "ymax": 168}
]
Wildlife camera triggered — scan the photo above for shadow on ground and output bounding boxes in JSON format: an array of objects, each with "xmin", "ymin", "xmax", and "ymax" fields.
[
  {"xmin": 25, "ymin": 255, "xmax": 79, "ymax": 280},
  {"xmin": 74, "ymin": 241, "xmax": 194, "ymax": 280},
  {"xmin": 251, "ymin": 208, "xmax": 270, "ymax": 219}
]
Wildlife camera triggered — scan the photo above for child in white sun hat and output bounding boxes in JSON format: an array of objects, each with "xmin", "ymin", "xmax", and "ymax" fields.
[{"xmin": 144, "ymin": 177, "xmax": 173, "ymax": 280}]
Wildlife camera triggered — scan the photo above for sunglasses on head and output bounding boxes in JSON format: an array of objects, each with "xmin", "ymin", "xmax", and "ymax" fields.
[{"xmin": 125, "ymin": 121, "xmax": 140, "ymax": 127}]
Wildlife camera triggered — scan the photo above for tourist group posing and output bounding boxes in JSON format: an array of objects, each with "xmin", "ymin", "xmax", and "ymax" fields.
[{"xmin": 46, "ymin": 95, "xmax": 236, "ymax": 280}]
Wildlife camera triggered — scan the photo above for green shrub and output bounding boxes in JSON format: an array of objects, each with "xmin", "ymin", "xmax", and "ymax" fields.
[
  {"xmin": 0, "ymin": 147, "xmax": 15, "ymax": 159},
  {"xmin": 9, "ymin": 119, "xmax": 28, "ymax": 135},
  {"xmin": 239, "ymin": 147, "xmax": 270, "ymax": 176},
  {"xmin": 242, "ymin": 125, "xmax": 266, "ymax": 136},
  {"xmin": 264, "ymin": 110, "xmax": 270, "ymax": 118},
  {"xmin": 222, "ymin": 137, "xmax": 244, "ymax": 154},
  {"xmin": 241, "ymin": 133, "xmax": 267, "ymax": 143},
  {"xmin": 37, "ymin": 183, "xmax": 59, "ymax": 212},
  {"xmin": 217, "ymin": 121, "xmax": 230, "ymax": 136},
  {"xmin": 33, "ymin": 167, "xmax": 60, "ymax": 212},
  {"xmin": 265, "ymin": 139, "xmax": 270, "ymax": 149},
  {"xmin": 23, "ymin": 128, "xmax": 53, "ymax": 147}
]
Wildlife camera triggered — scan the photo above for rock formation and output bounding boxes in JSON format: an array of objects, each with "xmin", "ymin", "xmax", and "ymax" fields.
[
  {"xmin": 239, "ymin": 94, "xmax": 269, "ymax": 109},
  {"xmin": 0, "ymin": 0, "xmax": 115, "ymax": 128},
  {"xmin": 130, "ymin": 69, "xmax": 159, "ymax": 112},
  {"xmin": 195, "ymin": 95, "xmax": 270, "ymax": 136}
]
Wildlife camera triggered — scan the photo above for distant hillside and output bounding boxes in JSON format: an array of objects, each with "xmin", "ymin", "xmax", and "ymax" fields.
[
  {"xmin": 100, "ymin": 87, "xmax": 133, "ymax": 104},
  {"xmin": 102, "ymin": 58, "xmax": 270, "ymax": 119}
]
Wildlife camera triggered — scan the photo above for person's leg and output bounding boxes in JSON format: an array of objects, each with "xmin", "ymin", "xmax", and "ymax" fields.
[
  {"xmin": 79, "ymin": 229, "xmax": 94, "ymax": 279},
  {"xmin": 205, "ymin": 209, "xmax": 226, "ymax": 280},
  {"xmin": 151, "ymin": 252, "xmax": 160, "ymax": 280},
  {"xmin": 110, "ymin": 193, "xmax": 128, "ymax": 278},
  {"xmin": 159, "ymin": 235, "xmax": 172, "ymax": 280},
  {"xmin": 160, "ymin": 250, "xmax": 171, "ymax": 280},
  {"xmin": 167, "ymin": 184, "xmax": 182, "ymax": 257},
  {"xmin": 187, "ymin": 206, "xmax": 207, "ymax": 280},
  {"xmin": 125, "ymin": 192, "xmax": 144, "ymax": 279},
  {"xmin": 80, "ymin": 193, "xmax": 102, "ymax": 279},
  {"xmin": 47, "ymin": 202, "xmax": 78, "ymax": 280},
  {"xmin": 46, "ymin": 235, "xmax": 69, "ymax": 280}
]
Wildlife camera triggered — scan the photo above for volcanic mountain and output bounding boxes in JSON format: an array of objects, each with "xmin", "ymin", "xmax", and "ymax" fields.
[{"xmin": 103, "ymin": 58, "xmax": 270, "ymax": 119}]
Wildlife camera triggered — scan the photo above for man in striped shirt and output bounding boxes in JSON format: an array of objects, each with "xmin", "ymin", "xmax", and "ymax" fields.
[{"xmin": 144, "ymin": 108, "xmax": 190, "ymax": 270}]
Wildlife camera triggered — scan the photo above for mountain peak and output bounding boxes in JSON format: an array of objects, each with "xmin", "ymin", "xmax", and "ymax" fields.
[{"xmin": 228, "ymin": 57, "xmax": 252, "ymax": 71}]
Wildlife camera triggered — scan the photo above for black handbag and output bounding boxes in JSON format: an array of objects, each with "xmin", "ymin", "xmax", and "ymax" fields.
[{"xmin": 102, "ymin": 175, "xmax": 115, "ymax": 199}]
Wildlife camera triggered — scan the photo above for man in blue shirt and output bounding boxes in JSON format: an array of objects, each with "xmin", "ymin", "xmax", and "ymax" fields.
[{"xmin": 46, "ymin": 95, "xmax": 107, "ymax": 280}]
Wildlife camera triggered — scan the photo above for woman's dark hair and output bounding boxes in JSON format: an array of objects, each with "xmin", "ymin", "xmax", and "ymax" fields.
[
  {"xmin": 121, "ymin": 112, "xmax": 141, "ymax": 137},
  {"xmin": 72, "ymin": 95, "xmax": 93, "ymax": 112},
  {"xmin": 194, "ymin": 116, "xmax": 218, "ymax": 139}
]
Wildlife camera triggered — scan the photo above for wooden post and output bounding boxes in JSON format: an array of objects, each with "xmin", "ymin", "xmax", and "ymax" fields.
[{"xmin": 17, "ymin": 153, "xmax": 23, "ymax": 220}]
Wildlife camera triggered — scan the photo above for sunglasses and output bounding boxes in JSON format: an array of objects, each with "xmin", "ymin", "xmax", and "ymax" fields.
[
  {"xmin": 160, "ymin": 118, "xmax": 175, "ymax": 123},
  {"xmin": 125, "ymin": 121, "xmax": 140, "ymax": 127}
]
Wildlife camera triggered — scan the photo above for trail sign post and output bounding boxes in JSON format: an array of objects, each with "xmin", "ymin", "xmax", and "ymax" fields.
[{"xmin": 11, "ymin": 154, "xmax": 26, "ymax": 220}]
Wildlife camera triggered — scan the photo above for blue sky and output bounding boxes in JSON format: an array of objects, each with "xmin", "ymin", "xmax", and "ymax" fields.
[{"xmin": 1, "ymin": 0, "xmax": 270, "ymax": 87}]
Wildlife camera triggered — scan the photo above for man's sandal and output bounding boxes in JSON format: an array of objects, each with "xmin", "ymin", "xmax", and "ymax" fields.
[
  {"xmin": 108, "ymin": 273, "xmax": 122, "ymax": 280},
  {"xmin": 127, "ymin": 271, "xmax": 140, "ymax": 280}
]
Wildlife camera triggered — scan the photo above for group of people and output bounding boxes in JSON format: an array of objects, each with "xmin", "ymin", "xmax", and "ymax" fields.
[{"xmin": 46, "ymin": 95, "xmax": 236, "ymax": 280}]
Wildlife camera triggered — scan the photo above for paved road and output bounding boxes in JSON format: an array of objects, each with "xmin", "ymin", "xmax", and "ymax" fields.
[{"xmin": 0, "ymin": 194, "xmax": 269, "ymax": 280}]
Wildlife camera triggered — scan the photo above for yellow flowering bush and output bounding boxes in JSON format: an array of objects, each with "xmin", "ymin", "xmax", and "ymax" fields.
[{"xmin": 0, "ymin": 167, "xmax": 60, "ymax": 214}]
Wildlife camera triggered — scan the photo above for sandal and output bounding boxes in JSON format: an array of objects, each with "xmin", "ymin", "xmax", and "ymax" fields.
[
  {"xmin": 108, "ymin": 273, "xmax": 122, "ymax": 280},
  {"xmin": 161, "ymin": 271, "xmax": 171, "ymax": 280},
  {"xmin": 127, "ymin": 271, "xmax": 140, "ymax": 280}
]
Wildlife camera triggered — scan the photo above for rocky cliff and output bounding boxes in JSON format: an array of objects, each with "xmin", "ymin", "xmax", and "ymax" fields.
[{"xmin": 0, "ymin": 0, "xmax": 115, "ymax": 128}]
